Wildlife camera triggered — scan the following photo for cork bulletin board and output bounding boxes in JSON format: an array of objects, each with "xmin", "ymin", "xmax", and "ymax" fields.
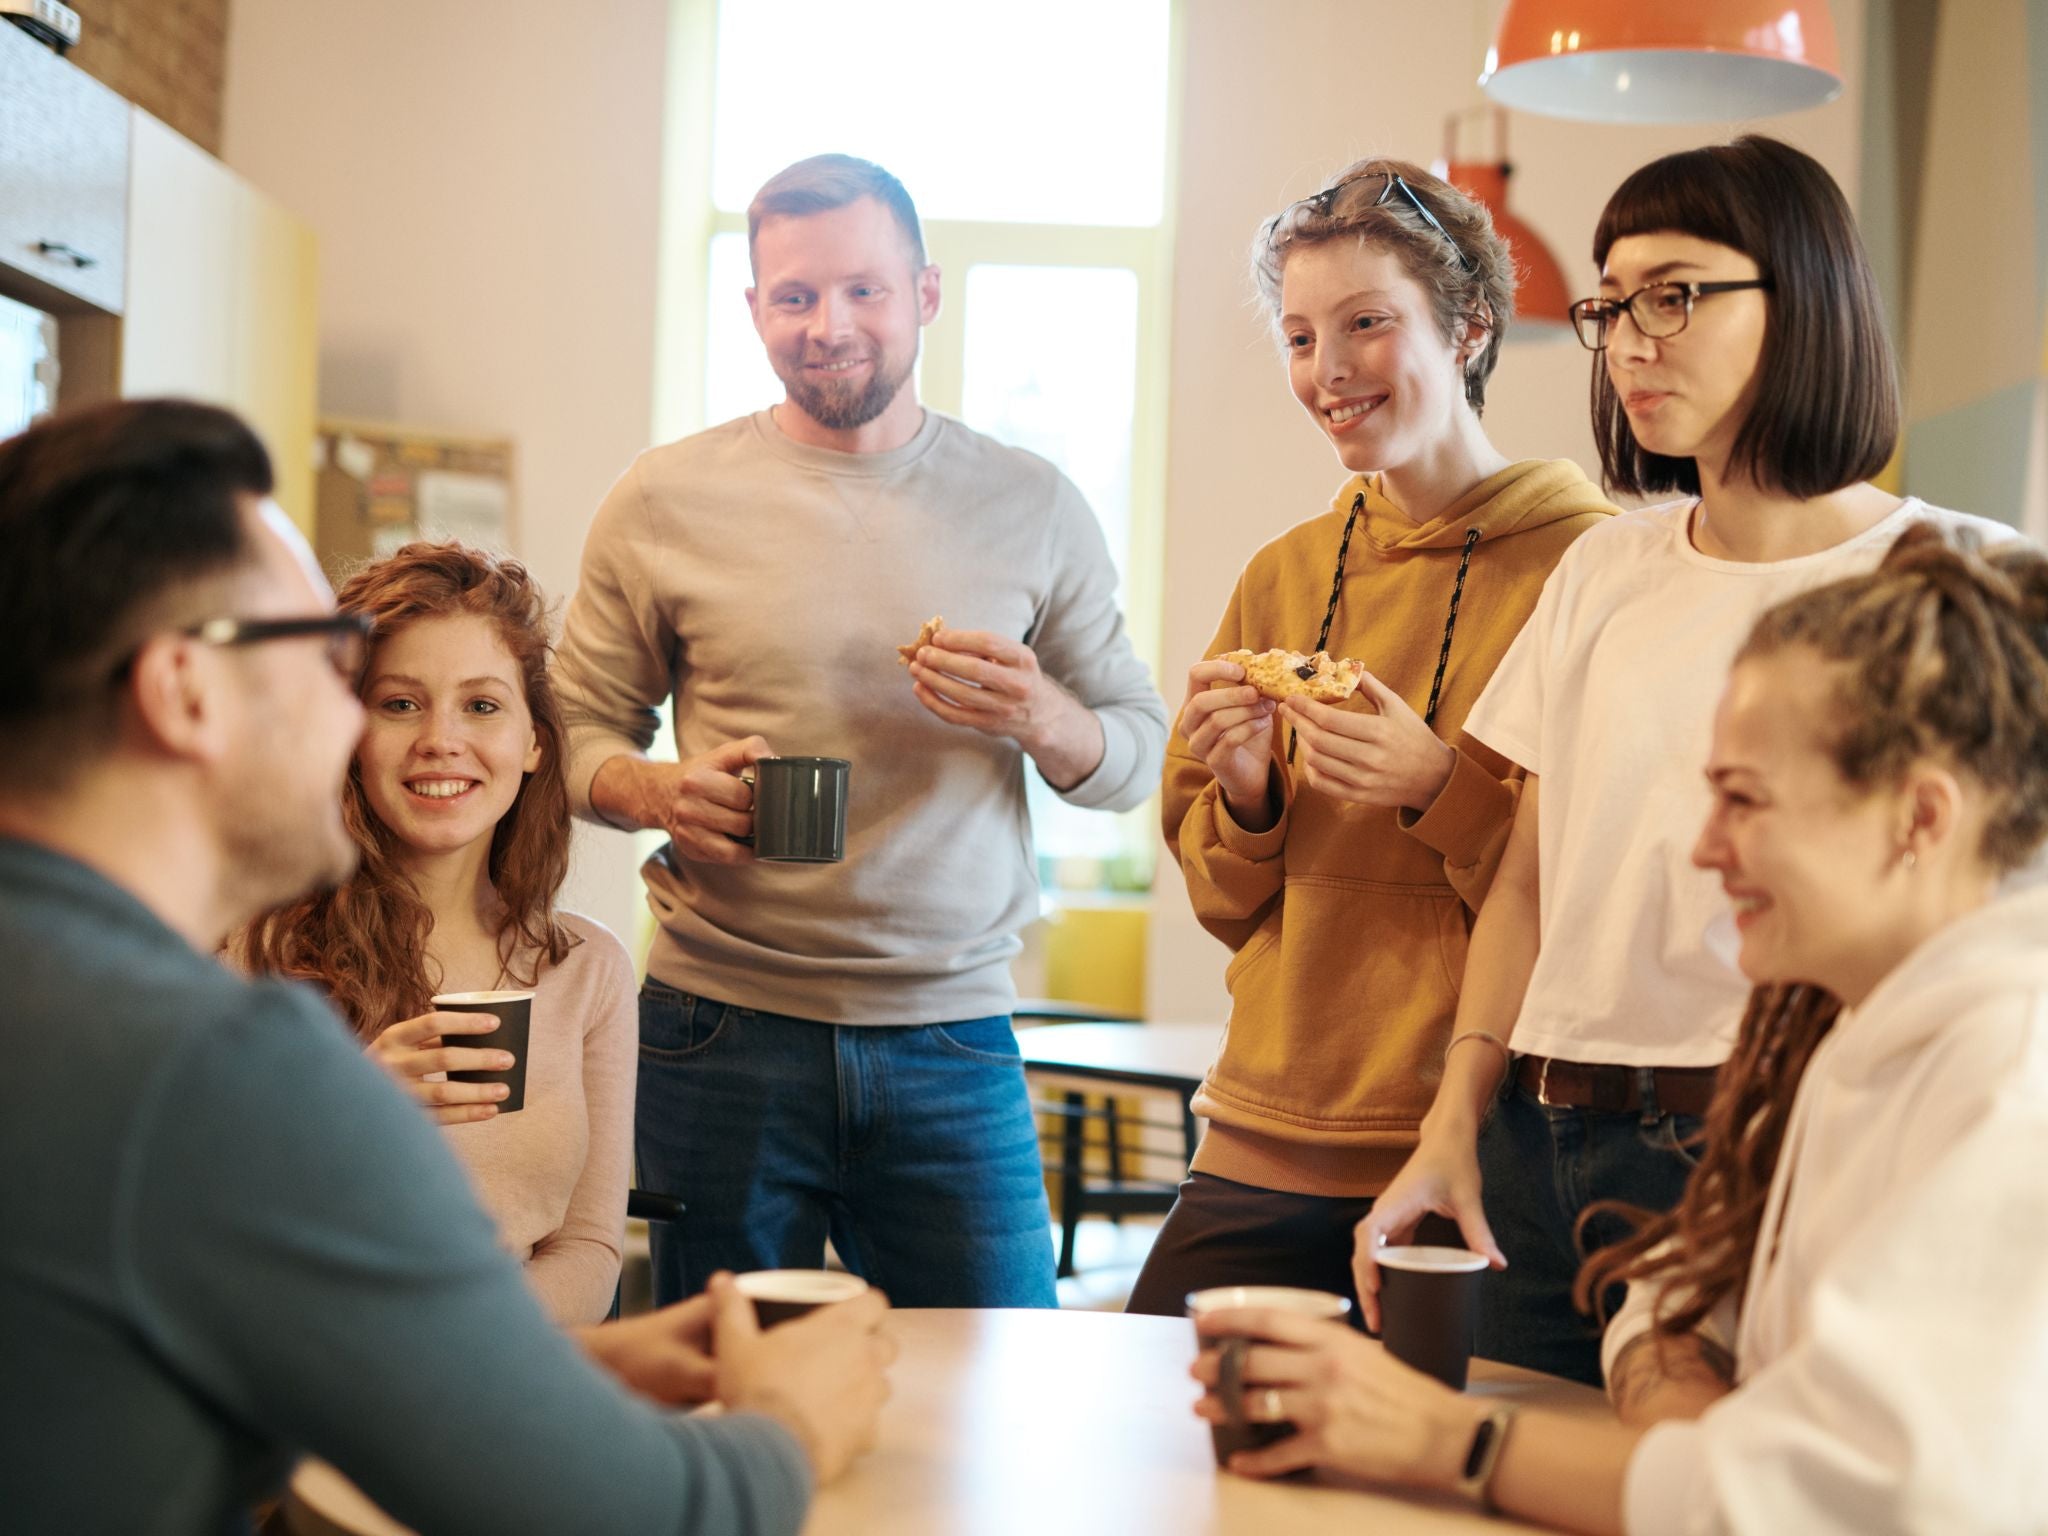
[{"xmin": 313, "ymin": 418, "xmax": 516, "ymax": 578}]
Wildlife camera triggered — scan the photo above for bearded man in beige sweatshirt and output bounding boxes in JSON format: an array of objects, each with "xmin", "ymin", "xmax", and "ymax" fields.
[{"xmin": 554, "ymin": 154, "xmax": 1166, "ymax": 1311}]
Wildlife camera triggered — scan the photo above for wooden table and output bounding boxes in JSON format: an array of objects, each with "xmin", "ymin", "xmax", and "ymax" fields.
[
  {"xmin": 291, "ymin": 1309, "xmax": 1610, "ymax": 1536},
  {"xmin": 803, "ymin": 1308, "xmax": 1610, "ymax": 1535}
]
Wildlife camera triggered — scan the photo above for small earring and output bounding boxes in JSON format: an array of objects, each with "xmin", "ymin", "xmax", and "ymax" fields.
[{"xmin": 1900, "ymin": 847, "xmax": 1917, "ymax": 871}]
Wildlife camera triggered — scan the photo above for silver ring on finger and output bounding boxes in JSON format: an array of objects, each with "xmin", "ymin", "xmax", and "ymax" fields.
[{"xmin": 1261, "ymin": 1388, "xmax": 1284, "ymax": 1422}]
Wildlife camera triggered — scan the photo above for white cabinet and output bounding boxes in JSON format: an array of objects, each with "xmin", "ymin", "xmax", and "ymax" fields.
[
  {"xmin": 0, "ymin": 24, "xmax": 319, "ymax": 529},
  {"xmin": 0, "ymin": 20, "xmax": 127, "ymax": 314},
  {"xmin": 118, "ymin": 111, "xmax": 319, "ymax": 529}
]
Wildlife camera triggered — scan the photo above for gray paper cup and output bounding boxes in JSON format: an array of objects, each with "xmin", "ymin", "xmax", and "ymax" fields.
[
  {"xmin": 747, "ymin": 756, "xmax": 850, "ymax": 862},
  {"xmin": 1377, "ymin": 1245, "xmax": 1488, "ymax": 1390},
  {"xmin": 733, "ymin": 1269, "xmax": 869, "ymax": 1328},
  {"xmin": 433, "ymin": 990, "xmax": 534, "ymax": 1114},
  {"xmin": 1188, "ymin": 1285, "xmax": 1351, "ymax": 1466}
]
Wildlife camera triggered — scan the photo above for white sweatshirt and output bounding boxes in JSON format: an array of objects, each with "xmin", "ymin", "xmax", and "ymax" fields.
[{"xmin": 1608, "ymin": 885, "xmax": 2048, "ymax": 1534}]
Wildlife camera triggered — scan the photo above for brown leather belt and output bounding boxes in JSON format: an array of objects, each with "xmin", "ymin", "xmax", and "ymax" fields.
[{"xmin": 1513, "ymin": 1054, "xmax": 1719, "ymax": 1119}]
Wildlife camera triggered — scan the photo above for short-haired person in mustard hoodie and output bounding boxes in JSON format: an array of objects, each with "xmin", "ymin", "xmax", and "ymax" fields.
[{"xmin": 1125, "ymin": 159, "xmax": 1615, "ymax": 1318}]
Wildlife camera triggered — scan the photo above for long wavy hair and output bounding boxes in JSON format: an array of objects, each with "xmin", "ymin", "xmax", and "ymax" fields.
[
  {"xmin": 1575, "ymin": 523, "xmax": 2048, "ymax": 1344},
  {"xmin": 240, "ymin": 541, "xmax": 576, "ymax": 1038}
]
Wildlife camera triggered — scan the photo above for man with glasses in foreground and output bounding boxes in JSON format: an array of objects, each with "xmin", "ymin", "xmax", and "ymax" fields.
[{"xmin": 0, "ymin": 399, "xmax": 891, "ymax": 1535}]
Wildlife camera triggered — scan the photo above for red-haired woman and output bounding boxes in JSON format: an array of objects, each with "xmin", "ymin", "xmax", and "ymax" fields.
[{"xmin": 243, "ymin": 541, "xmax": 637, "ymax": 1327}]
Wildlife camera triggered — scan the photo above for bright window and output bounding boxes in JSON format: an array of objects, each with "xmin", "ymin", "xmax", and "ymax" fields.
[
  {"xmin": 665, "ymin": 0, "xmax": 1177, "ymax": 891},
  {"xmin": 709, "ymin": 0, "xmax": 1171, "ymax": 228}
]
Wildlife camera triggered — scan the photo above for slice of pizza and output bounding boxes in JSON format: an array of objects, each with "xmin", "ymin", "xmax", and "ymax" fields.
[
  {"xmin": 1218, "ymin": 647, "xmax": 1367, "ymax": 704},
  {"xmin": 896, "ymin": 614, "xmax": 944, "ymax": 667}
]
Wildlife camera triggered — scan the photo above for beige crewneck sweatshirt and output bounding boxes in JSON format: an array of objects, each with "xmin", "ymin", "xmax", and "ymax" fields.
[{"xmin": 555, "ymin": 409, "xmax": 1167, "ymax": 1025}]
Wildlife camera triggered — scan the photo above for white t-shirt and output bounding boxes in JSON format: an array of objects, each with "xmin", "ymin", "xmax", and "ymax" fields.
[{"xmin": 1463, "ymin": 497, "xmax": 2013, "ymax": 1066}]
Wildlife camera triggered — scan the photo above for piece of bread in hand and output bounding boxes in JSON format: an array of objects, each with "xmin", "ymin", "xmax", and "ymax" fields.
[
  {"xmin": 897, "ymin": 615, "xmax": 943, "ymax": 667},
  {"xmin": 1218, "ymin": 647, "xmax": 1366, "ymax": 704}
]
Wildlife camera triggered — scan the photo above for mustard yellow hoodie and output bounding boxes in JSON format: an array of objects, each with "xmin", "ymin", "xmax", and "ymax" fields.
[{"xmin": 1167, "ymin": 460, "xmax": 1614, "ymax": 1197}]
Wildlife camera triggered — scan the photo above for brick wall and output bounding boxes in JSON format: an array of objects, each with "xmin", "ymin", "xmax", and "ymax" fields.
[{"xmin": 65, "ymin": 0, "xmax": 230, "ymax": 154}]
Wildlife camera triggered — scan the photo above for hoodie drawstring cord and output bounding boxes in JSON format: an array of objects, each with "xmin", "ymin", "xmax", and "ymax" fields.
[
  {"xmin": 1286, "ymin": 510, "xmax": 1481, "ymax": 766},
  {"xmin": 1423, "ymin": 528, "xmax": 1483, "ymax": 727}
]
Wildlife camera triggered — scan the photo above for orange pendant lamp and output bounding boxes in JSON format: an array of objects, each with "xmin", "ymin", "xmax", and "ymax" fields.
[
  {"xmin": 1480, "ymin": 0, "xmax": 1842, "ymax": 123},
  {"xmin": 1439, "ymin": 110, "xmax": 1574, "ymax": 342}
]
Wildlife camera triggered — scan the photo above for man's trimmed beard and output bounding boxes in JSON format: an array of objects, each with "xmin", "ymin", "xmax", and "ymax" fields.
[{"xmin": 776, "ymin": 346, "xmax": 917, "ymax": 431}]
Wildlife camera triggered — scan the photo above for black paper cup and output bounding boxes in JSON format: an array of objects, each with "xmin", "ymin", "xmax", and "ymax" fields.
[
  {"xmin": 1377, "ymin": 1245, "xmax": 1488, "ymax": 1390},
  {"xmin": 433, "ymin": 990, "xmax": 534, "ymax": 1114},
  {"xmin": 747, "ymin": 756, "xmax": 849, "ymax": 863},
  {"xmin": 1187, "ymin": 1285, "xmax": 1350, "ymax": 1466},
  {"xmin": 733, "ymin": 1269, "xmax": 869, "ymax": 1327}
]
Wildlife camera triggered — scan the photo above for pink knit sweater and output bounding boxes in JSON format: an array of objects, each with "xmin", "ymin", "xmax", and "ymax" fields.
[{"xmin": 442, "ymin": 911, "xmax": 638, "ymax": 1325}]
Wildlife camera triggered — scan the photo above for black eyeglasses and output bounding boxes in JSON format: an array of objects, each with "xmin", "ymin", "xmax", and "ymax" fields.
[
  {"xmin": 112, "ymin": 613, "xmax": 372, "ymax": 685},
  {"xmin": 1569, "ymin": 279, "xmax": 1772, "ymax": 351},
  {"xmin": 1304, "ymin": 171, "xmax": 1476, "ymax": 275}
]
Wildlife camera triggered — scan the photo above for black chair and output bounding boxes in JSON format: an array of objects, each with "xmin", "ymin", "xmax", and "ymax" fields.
[
  {"xmin": 627, "ymin": 1188, "xmax": 685, "ymax": 1225},
  {"xmin": 611, "ymin": 1188, "xmax": 685, "ymax": 1319},
  {"xmin": 1014, "ymin": 1003, "xmax": 1193, "ymax": 1280}
]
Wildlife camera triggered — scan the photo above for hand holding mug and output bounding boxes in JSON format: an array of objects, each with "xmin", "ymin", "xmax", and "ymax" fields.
[
  {"xmin": 366, "ymin": 1011, "xmax": 513, "ymax": 1124},
  {"xmin": 636, "ymin": 736, "xmax": 775, "ymax": 864},
  {"xmin": 1191, "ymin": 1306, "xmax": 1482, "ymax": 1487},
  {"xmin": 709, "ymin": 1271, "xmax": 896, "ymax": 1485},
  {"xmin": 575, "ymin": 1292, "xmax": 720, "ymax": 1405},
  {"xmin": 1351, "ymin": 1133, "xmax": 1503, "ymax": 1332}
]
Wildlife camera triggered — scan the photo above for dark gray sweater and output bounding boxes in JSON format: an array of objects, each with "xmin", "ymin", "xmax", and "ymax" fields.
[{"xmin": 0, "ymin": 838, "xmax": 810, "ymax": 1536}]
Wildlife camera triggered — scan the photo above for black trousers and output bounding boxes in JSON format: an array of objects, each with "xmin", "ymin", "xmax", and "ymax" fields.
[{"xmin": 1124, "ymin": 1171, "xmax": 1460, "ymax": 1324}]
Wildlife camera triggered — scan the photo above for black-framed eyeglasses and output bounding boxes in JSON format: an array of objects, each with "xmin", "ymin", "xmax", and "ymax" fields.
[
  {"xmin": 112, "ymin": 613, "xmax": 372, "ymax": 685},
  {"xmin": 1305, "ymin": 171, "xmax": 1476, "ymax": 275},
  {"xmin": 1568, "ymin": 279, "xmax": 1772, "ymax": 351}
]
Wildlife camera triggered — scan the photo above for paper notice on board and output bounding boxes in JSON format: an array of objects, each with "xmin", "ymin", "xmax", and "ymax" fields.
[{"xmin": 415, "ymin": 470, "xmax": 510, "ymax": 551}]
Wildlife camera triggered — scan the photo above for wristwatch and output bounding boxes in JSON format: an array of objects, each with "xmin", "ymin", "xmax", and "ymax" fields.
[{"xmin": 1454, "ymin": 1404, "xmax": 1519, "ymax": 1510}]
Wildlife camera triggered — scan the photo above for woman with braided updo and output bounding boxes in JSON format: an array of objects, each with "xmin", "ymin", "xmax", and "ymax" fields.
[{"xmin": 1186, "ymin": 522, "xmax": 2048, "ymax": 1531}]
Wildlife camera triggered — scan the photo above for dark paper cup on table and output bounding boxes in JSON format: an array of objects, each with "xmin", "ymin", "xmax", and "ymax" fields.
[
  {"xmin": 432, "ymin": 990, "xmax": 534, "ymax": 1114},
  {"xmin": 1377, "ymin": 1245, "xmax": 1488, "ymax": 1390},
  {"xmin": 734, "ymin": 1269, "xmax": 869, "ymax": 1327},
  {"xmin": 748, "ymin": 756, "xmax": 849, "ymax": 862},
  {"xmin": 1187, "ymin": 1285, "xmax": 1351, "ymax": 1466}
]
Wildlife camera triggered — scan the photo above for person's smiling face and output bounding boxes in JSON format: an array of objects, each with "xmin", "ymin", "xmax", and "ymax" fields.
[
  {"xmin": 355, "ymin": 613, "xmax": 540, "ymax": 862},
  {"xmin": 1279, "ymin": 239, "xmax": 1475, "ymax": 476},
  {"xmin": 1693, "ymin": 647, "xmax": 1902, "ymax": 994},
  {"xmin": 748, "ymin": 195, "xmax": 938, "ymax": 437}
]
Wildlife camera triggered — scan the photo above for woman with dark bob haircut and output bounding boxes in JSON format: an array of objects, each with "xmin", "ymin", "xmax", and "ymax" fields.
[{"xmin": 1353, "ymin": 136, "xmax": 2018, "ymax": 1389}]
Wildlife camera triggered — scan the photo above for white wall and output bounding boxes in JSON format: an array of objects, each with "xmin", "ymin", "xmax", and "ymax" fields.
[
  {"xmin": 220, "ymin": 0, "xmax": 672, "ymax": 941},
  {"xmin": 1146, "ymin": 0, "xmax": 1868, "ymax": 1020}
]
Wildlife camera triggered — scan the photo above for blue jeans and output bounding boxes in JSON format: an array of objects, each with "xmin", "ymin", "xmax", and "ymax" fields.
[
  {"xmin": 634, "ymin": 981, "xmax": 1058, "ymax": 1309},
  {"xmin": 1474, "ymin": 1083, "xmax": 1702, "ymax": 1386}
]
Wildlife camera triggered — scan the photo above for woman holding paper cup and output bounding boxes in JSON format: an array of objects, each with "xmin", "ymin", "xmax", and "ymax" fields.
[
  {"xmin": 1354, "ymin": 136, "xmax": 2017, "ymax": 1386},
  {"xmin": 242, "ymin": 541, "xmax": 637, "ymax": 1327},
  {"xmin": 1194, "ymin": 527, "xmax": 2048, "ymax": 1532}
]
